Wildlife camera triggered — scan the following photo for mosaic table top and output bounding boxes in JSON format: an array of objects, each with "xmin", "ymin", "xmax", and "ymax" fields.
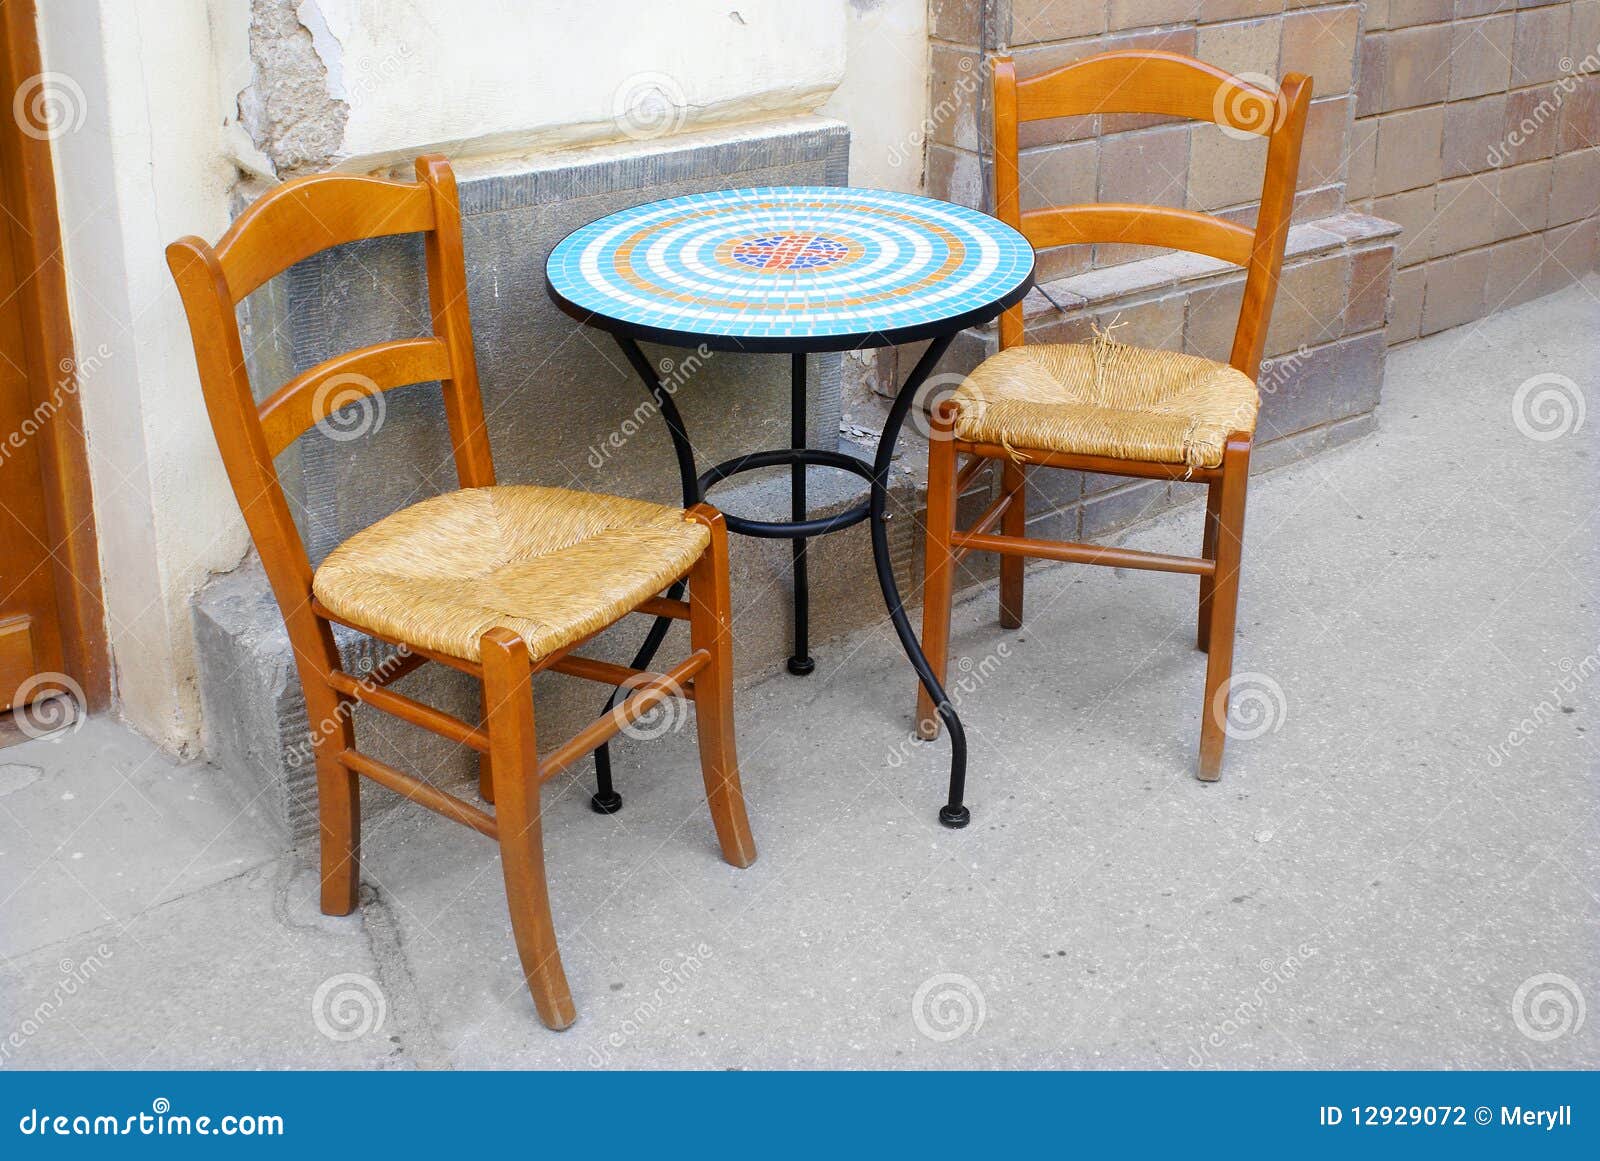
[{"xmin": 546, "ymin": 186, "xmax": 1035, "ymax": 350}]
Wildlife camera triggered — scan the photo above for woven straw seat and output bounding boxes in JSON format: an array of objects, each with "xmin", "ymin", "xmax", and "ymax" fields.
[
  {"xmin": 951, "ymin": 341, "xmax": 1260, "ymax": 470},
  {"xmin": 314, "ymin": 485, "xmax": 710, "ymax": 663}
]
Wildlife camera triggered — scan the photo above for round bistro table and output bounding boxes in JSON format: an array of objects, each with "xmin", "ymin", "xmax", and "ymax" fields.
[{"xmin": 546, "ymin": 186, "xmax": 1034, "ymax": 827}]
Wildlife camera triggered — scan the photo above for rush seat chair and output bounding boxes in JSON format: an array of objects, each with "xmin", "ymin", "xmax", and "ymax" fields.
[
  {"xmin": 916, "ymin": 51, "xmax": 1311, "ymax": 781},
  {"xmin": 167, "ymin": 155, "xmax": 756, "ymax": 1030}
]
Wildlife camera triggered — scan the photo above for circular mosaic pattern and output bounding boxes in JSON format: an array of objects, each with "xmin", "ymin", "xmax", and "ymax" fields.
[{"xmin": 547, "ymin": 186, "xmax": 1035, "ymax": 345}]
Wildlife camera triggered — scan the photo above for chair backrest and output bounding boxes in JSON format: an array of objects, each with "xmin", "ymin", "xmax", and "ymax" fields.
[
  {"xmin": 991, "ymin": 49, "xmax": 1311, "ymax": 379},
  {"xmin": 167, "ymin": 154, "xmax": 493, "ymax": 635}
]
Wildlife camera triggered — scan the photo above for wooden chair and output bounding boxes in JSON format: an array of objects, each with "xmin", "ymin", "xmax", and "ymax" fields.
[
  {"xmin": 917, "ymin": 51, "xmax": 1311, "ymax": 780},
  {"xmin": 167, "ymin": 155, "xmax": 756, "ymax": 1030}
]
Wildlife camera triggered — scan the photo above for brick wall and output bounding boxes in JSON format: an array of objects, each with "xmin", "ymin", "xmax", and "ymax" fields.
[
  {"xmin": 1354, "ymin": 0, "xmax": 1599, "ymax": 338},
  {"xmin": 927, "ymin": 1, "xmax": 1599, "ymax": 343}
]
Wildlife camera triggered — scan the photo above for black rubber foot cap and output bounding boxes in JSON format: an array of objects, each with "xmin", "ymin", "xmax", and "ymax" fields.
[
  {"xmin": 590, "ymin": 791, "xmax": 624, "ymax": 815},
  {"xmin": 938, "ymin": 804, "xmax": 971, "ymax": 829},
  {"xmin": 786, "ymin": 655, "xmax": 816, "ymax": 676}
]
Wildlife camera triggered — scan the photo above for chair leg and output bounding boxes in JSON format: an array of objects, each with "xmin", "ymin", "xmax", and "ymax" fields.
[
  {"xmin": 477, "ymin": 751, "xmax": 495, "ymax": 804},
  {"xmin": 998, "ymin": 458, "xmax": 1027, "ymax": 629},
  {"xmin": 915, "ymin": 417, "xmax": 960, "ymax": 739},
  {"xmin": 1197, "ymin": 481, "xmax": 1222, "ymax": 653},
  {"xmin": 1198, "ymin": 437, "xmax": 1251, "ymax": 782},
  {"xmin": 304, "ymin": 676, "xmax": 360, "ymax": 917},
  {"xmin": 480, "ymin": 628, "xmax": 576, "ymax": 1030},
  {"xmin": 685, "ymin": 509, "xmax": 757, "ymax": 868}
]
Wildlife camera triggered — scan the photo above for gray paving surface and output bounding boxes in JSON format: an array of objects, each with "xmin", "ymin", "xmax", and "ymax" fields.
[{"xmin": 2, "ymin": 278, "xmax": 1595, "ymax": 1069}]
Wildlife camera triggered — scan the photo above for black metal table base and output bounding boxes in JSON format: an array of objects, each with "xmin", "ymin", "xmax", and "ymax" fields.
[{"xmin": 589, "ymin": 332, "xmax": 971, "ymax": 827}]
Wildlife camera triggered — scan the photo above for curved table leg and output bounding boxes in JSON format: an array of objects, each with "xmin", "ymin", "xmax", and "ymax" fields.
[
  {"xmin": 589, "ymin": 333, "xmax": 702, "ymax": 814},
  {"xmin": 869, "ymin": 334, "xmax": 971, "ymax": 828}
]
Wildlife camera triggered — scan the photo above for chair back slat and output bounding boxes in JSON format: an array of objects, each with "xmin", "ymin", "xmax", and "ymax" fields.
[
  {"xmin": 1016, "ymin": 50, "xmax": 1284, "ymax": 138},
  {"xmin": 257, "ymin": 337, "xmax": 452, "ymax": 458},
  {"xmin": 1020, "ymin": 205, "xmax": 1254, "ymax": 268},
  {"xmin": 213, "ymin": 174, "xmax": 436, "ymax": 301},
  {"xmin": 991, "ymin": 49, "xmax": 1311, "ymax": 379},
  {"xmin": 167, "ymin": 155, "xmax": 494, "ymax": 649}
]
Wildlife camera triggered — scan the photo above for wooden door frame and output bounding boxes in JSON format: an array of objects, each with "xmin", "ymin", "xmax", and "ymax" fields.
[{"xmin": 0, "ymin": 0, "xmax": 109, "ymax": 710}]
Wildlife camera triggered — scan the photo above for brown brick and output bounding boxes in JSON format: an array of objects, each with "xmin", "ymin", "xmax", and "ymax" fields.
[
  {"xmin": 1033, "ymin": 244, "xmax": 1096, "ymax": 285},
  {"xmin": 1347, "ymin": 245, "xmax": 1395, "ymax": 333},
  {"xmin": 1184, "ymin": 277, "xmax": 1246, "ymax": 360},
  {"xmin": 925, "ymin": 144, "xmax": 983, "ymax": 210},
  {"xmin": 1388, "ymin": 263, "xmax": 1426, "ymax": 342},
  {"xmin": 1433, "ymin": 173, "xmax": 1500, "ymax": 253},
  {"xmin": 1374, "ymin": 105, "xmax": 1445, "ymax": 194},
  {"xmin": 1484, "ymin": 232, "xmax": 1547, "ymax": 312},
  {"xmin": 1542, "ymin": 217, "xmax": 1600, "ymax": 292},
  {"xmin": 1281, "ymin": 5, "xmax": 1360, "ymax": 98},
  {"xmin": 1093, "ymin": 294, "xmax": 1186, "ymax": 349},
  {"xmin": 1297, "ymin": 96, "xmax": 1350, "ymax": 190},
  {"xmin": 929, "ymin": 0, "xmax": 983, "ymax": 45},
  {"xmin": 1443, "ymin": 93, "xmax": 1507, "ymax": 177},
  {"xmin": 1197, "ymin": 16, "xmax": 1282, "ymax": 81},
  {"xmin": 1453, "ymin": 0, "xmax": 1513, "ymax": 20},
  {"xmin": 1189, "ymin": 122, "xmax": 1271, "ymax": 209},
  {"xmin": 1019, "ymin": 139, "xmax": 1098, "ymax": 211},
  {"xmin": 1420, "ymin": 248, "xmax": 1490, "ymax": 334},
  {"xmin": 1573, "ymin": 3, "xmax": 1600, "ymax": 72},
  {"xmin": 1493, "ymin": 158, "xmax": 1552, "ymax": 239},
  {"xmin": 1348, "ymin": 117, "xmax": 1379, "ymax": 198},
  {"xmin": 1497, "ymin": 84, "xmax": 1564, "ymax": 165},
  {"xmin": 1108, "ymin": 0, "xmax": 1203, "ymax": 33},
  {"xmin": 1383, "ymin": 23, "xmax": 1453, "ymax": 111},
  {"xmin": 1265, "ymin": 252, "xmax": 1351, "ymax": 355},
  {"xmin": 1447, "ymin": 15, "xmax": 1516, "ymax": 101},
  {"xmin": 1388, "ymin": 0, "xmax": 1454, "ymax": 29},
  {"xmin": 1375, "ymin": 185, "xmax": 1441, "ymax": 266},
  {"xmin": 1513, "ymin": 4, "xmax": 1570, "ymax": 87},
  {"xmin": 1357, "ymin": 33, "xmax": 1388, "ymax": 119},
  {"xmin": 1560, "ymin": 75, "xmax": 1600, "ymax": 151},
  {"xmin": 1008, "ymin": 0, "xmax": 1104, "ymax": 45},
  {"xmin": 1198, "ymin": 0, "xmax": 1282, "ymax": 21},
  {"xmin": 929, "ymin": 45, "xmax": 983, "ymax": 151},
  {"xmin": 1548, "ymin": 146, "xmax": 1600, "ymax": 225},
  {"xmin": 1098, "ymin": 126, "xmax": 1194, "ymax": 265}
]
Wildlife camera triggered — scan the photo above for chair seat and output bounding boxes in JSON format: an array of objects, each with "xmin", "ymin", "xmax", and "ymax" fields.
[
  {"xmin": 951, "ymin": 340, "xmax": 1259, "ymax": 469},
  {"xmin": 313, "ymin": 485, "xmax": 709, "ymax": 663}
]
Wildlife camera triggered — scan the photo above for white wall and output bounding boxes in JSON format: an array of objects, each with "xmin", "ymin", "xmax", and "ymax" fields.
[
  {"xmin": 821, "ymin": 0, "xmax": 929, "ymax": 193},
  {"xmin": 40, "ymin": 0, "xmax": 932, "ymax": 753}
]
